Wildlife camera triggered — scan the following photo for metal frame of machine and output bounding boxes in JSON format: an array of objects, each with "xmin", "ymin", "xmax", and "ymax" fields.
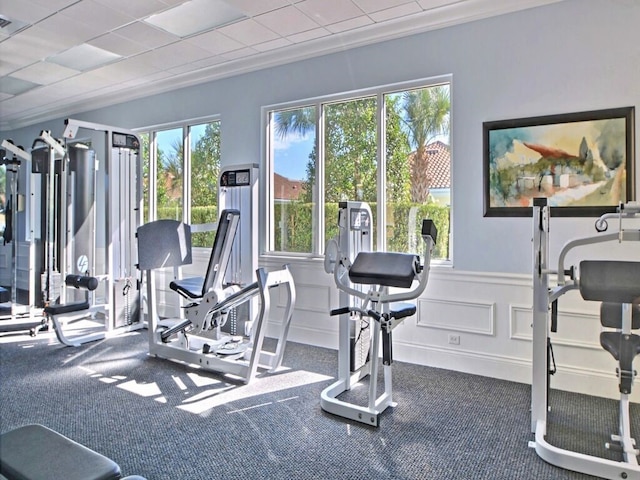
[{"xmin": 530, "ymin": 198, "xmax": 640, "ymax": 479}]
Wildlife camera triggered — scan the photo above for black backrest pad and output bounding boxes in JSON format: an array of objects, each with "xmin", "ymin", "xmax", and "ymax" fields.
[
  {"xmin": 202, "ymin": 209, "xmax": 240, "ymax": 296},
  {"xmin": 137, "ymin": 219, "xmax": 192, "ymax": 270},
  {"xmin": 580, "ymin": 261, "xmax": 640, "ymax": 304},
  {"xmin": 349, "ymin": 252, "xmax": 419, "ymax": 288},
  {"xmin": 600, "ymin": 302, "xmax": 640, "ymax": 329}
]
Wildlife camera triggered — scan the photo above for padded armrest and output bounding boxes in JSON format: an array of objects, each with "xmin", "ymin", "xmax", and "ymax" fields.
[
  {"xmin": 580, "ymin": 261, "xmax": 640, "ymax": 304},
  {"xmin": 349, "ymin": 252, "xmax": 419, "ymax": 288},
  {"xmin": 0, "ymin": 424, "xmax": 121, "ymax": 480}
]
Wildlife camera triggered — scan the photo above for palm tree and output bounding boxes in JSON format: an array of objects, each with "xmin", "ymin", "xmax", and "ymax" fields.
[
  {"xmin": 274, "ymin": 108, "xmax": 315, "ymax": 140},
  {"xmin": 402, "ymin": 86, "xmax": 450, "ymax": 203}
]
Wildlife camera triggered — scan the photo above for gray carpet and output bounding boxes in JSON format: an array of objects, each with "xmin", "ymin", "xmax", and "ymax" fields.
[{"xmin": 0, "ymin": 327, "xmax": 636, "ymax": 479}]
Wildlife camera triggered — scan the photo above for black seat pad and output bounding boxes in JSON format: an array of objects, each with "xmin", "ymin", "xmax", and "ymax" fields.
[
  {"xmin": 600, "ymin": 331, "xmax": 640, "ymax": 361},
  {"xmin": 349, "ymin": 252, "xmax": 419, "ymax": 288},
  {"xmin": 170, "ymin": 276, "xmax": 204, "ymax": 299}
]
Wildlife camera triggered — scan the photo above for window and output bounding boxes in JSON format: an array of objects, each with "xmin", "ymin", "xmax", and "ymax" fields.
[
  {"xmin": 267, "ymin": 78, "xmax": 451, "ymax": 261},
  {"xmin": 138, "ymin": 118, "xmax": 221, "ymax": 247}
]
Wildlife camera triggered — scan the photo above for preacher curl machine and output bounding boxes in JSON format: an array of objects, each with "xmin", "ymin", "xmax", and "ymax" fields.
[{"xmin": 322, "ymin": 201, "xmax": 437, "ymax": 426}]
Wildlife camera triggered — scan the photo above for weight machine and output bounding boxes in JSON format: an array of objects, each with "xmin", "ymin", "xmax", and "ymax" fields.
[
  {"xmin": 0, "ymin": 140, "xmax": 38, "ymax": 324},
  {"xmin": 34, "ymin": 120, "xmax": 143, "ymax": 346},
  {"xmin": 530, "ymin": 197, "xmax": 640, "ymax": 479},
  {"xmin": 322, "ymin": 201, "xmax": 437, "ymax": 426},
  {"xmin": 138, "ymin": 165, "xmax": 296, "ymax": 383}
]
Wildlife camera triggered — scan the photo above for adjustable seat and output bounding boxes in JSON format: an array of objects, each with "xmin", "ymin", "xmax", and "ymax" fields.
[{"xmin": 169, "ymin": 209, "xmax": 239, "ymax": 300}]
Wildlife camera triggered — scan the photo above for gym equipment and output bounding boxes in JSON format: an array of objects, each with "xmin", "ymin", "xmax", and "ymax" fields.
[
  {"xmin": 138, "ymin": 166, "xmax": 295, "ymax": 383},
  {"xmin": 0, "ymin": 140, "xmax": 40, "ymax": 325},
  {"xmin": 530, "ymin": 197, "xmax": 640, "ymax": 479},
  {"xmin": 322, "ymin": 201, "xmax": 437, "ymax": 426},
  {"xmin": 0, "ymin": 424, "xmax": 147, "ymax": 480},
  {"xmin": 138, "ymin": 214, "xmax": 296, "ymax": 383},
  {"xmin": 31, "ymin": 120, "xmax": 143, "ymax": 346},
  {"xmin": 43, "ymin": 274, "xmax": 104, "ymax": 347}
]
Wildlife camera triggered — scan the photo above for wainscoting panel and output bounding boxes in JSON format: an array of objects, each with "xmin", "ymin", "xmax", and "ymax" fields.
[{"xmin": 417, "ymin": 297, "xmax": 495, "ymax": 335}]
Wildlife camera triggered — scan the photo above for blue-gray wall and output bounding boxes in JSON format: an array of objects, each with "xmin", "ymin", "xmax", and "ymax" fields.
[{"xmin": 4, "ymin": 0, "xmax": 639, "ymax": 274}]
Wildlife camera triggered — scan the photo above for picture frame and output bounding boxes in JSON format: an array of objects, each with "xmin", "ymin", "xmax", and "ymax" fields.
[{"xmin": 483, "ymin": 107, "xmax": 635, "ymax": 217}]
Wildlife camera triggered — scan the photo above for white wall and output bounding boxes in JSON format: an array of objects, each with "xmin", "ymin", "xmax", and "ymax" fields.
[{"xmin": 2, "ymin": 0, "xmax": 639, "ymax": 399}]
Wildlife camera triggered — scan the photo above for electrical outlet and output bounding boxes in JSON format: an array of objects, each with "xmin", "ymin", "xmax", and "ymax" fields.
[{"xmin": 448, "ymin": 334, "xmax": 460, "ymax": 345}]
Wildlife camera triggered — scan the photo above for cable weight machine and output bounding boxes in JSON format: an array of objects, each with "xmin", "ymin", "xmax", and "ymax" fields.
[{"xmin": 33, "ymin": 120, "xmax": 143, "ymax": 345}]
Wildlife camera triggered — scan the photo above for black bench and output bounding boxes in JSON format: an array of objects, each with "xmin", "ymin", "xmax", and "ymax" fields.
[{"xmin": 0, "ymin": 424, "xmax": 146, "ymax": 480}]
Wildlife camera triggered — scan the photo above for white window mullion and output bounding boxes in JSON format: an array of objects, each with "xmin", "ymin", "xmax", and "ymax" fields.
[
  {"xmin": 149, "ymin": 131, "xmax": 158, "ymax": 222},
  {"xmin": 376, "ymin": 92, "xmax": 386, "ymax": 252},
  {"xmin": 183, "ymin": 125, "xmax": 191, "ymax": 224},
  {"xmin": 315, "ymin": 101, "xmax": 325, "ymax": 255}
]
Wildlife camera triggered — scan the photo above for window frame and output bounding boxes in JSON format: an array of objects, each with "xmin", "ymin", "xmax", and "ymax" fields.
[
  {"xmin": 262, "ymin": 75, "xmax": 453, "ymax": 264},
  {"xmin": 135, "ymin": 114, "xmax": 221, "ymax": 226}
]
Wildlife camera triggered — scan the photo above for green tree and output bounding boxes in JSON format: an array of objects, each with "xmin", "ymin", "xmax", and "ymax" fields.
[
  {"xmin": 401, "ymin": 86, "xmax": 450, "ymax": 202},
  {"xmin": 191, "ymin": 122, "xmax": 221, "ymax": 208}
]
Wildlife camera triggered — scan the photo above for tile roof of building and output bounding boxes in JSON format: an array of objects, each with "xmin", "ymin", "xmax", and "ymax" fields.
[{"xmin": 409, "ymin": 141, "xmax": 451, "ymax": 189}]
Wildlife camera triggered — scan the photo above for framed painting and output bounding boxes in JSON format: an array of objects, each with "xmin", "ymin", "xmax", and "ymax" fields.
[{"xmin": 483, "ymin": 107, "xmax": 635, "ymax": 217}]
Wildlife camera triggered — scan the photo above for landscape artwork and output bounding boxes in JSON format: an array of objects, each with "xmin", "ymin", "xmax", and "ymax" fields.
[{"xmin": 483, "ymin": 107, "xmax": 635, "ymax": 217}]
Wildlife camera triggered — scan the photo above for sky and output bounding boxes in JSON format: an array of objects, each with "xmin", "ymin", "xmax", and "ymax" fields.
[{"xmin": 273, "ymin": 131, "xmax": 314, "ymax": 181}]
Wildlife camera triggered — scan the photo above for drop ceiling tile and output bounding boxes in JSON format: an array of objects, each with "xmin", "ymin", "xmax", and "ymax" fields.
[
  {"xmin": 0, "ymin": 0, "xmax": 55, "ymax": 24},
  {"xmin": 326, "ymin": 15, "xmax": 373, "ymax": 33},
  {"xmin": 217, "ymin": 19, "xmax": 280, "ymax": 46},
  {"xmin": 29, "ymin": 0, "xmax": 78, "ymax": 11},
  {"xmin": 88, "ymin": 33, "xmax": 148, "ymax": 57},
  {"xmin": 48, "ymin": 44, "xmax": 121, "ymax": 71},
  {"xmin": 255, "ymin": 6, "xmax": 320, "ymax": 37},
  {"xmin": 93, "ymin": 0, "xmax": 171, "ymax": 19},
  {"xmin": 369, "ymin": 2, "xmax": 423, "ymax": 21},
  {"xmin": 253, "ymin": 37, "xmax": 292, "ymax": 52},
  {"xmin": 190, "ymin": 55, "xmax": 227, "ymax": 69},
  {"xmin": 0, "ymin": 31, "xmax": 66, "ymax": 65},
  {"xmin": 186, "ymin": 30, "xmax": 245, "ymax": 55},
  {"xmin": 11, "ymin": 61, "xmax": 79, "ymax": 84},
  {"xmin": 36, "ymin": 12, "xmax": 97, "ymax": 44},
  {"xmin": 225, "ymin": 0, "xmax": 292, "ymax": 16},
  {"xmin": 297, "ymin": 0, "xmax": 364, "ymax": 26},
  {"xmin": 91, "ymin": 57, "xmax": 161, "ymax": 83},
  {"xmin": 59, "ymin": 0, "xmax": 135, "ymax": 32},
  {"xmin": 352, "ymin": 0, "xmax": 416, "ymax": 14},
  {"xmin": 144, "ymin": 0, "xmax": 246, "ymax": 37},
  {"xmin": 0, "ymin": 76, "xmax": 41, "ymax": 95},
  {"xmin": 135, "ymin": 42, "xmax": 212, "ymax": 70},
  {"xmin": 113, "ymin": 21, "xmax": 179, "ymax": 49},
  {"xmin": 287, "ymin": 27, "xmax": 331, "ymax": 44},
  {"xmin": 15, "ymin": 25, "xmax": 82, "ymax": 55},
  {"xmin": 0, "ymin": 59, "xmax": 23, "ymax": 77},
  {"xmin": 220, "ymin": 46, "xmax": 258, "ymax": 61}
]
